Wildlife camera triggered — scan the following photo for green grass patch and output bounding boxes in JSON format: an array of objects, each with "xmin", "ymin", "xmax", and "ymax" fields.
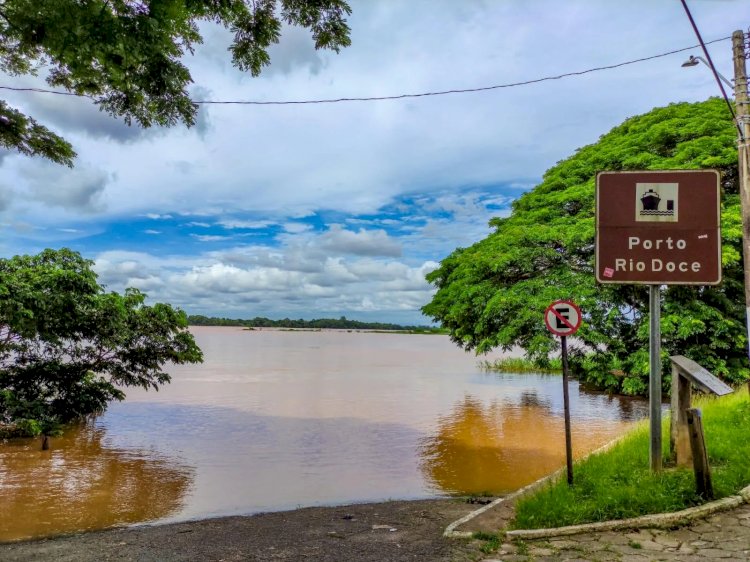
[
  {"xmin": 368, "ymin": 328, "xmax": 449, "ymax": 334},
  {"xmin": 512, "ymin": 391, "xmax": 750, "ymax": 529},
  {"xmin": 514, "ymin": 539, "xmax": 530, "ymax": 555},
  {"xmin": 472, "ymin": 531, "xmax": 501, "ymax": 554},
  {"xmin": 481, "ymin": 357, "xmax": 562, "ymax": 373}
]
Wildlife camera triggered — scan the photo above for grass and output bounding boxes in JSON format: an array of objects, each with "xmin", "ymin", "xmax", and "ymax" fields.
[
  {"xmin": 368, "ymin": 328, "xmax": 449, "ymax": 334},
  {"xmin": 472, "ymin": 531, "xmax": 501, "ymax": 554},
  {"xmin": 514, "ymin": 539, "xmax": 529, "ymax": 555},
  {"xmin": 481, "ymin": 357, "xmax": 562, "ymax": 373},
  {"xmin": 512, "ymin": 391, "xmax": 750, "ymax": 530}
]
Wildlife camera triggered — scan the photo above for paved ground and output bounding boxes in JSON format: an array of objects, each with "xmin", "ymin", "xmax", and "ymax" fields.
[
  {"xmin": 0, "ymin": 499, "xmax": 485, "ymax": 562},
  {"xmin": 482, "ymin": 503, "xmax": 750, "ymax": 561},
  {"xmin": 2, "ymin": 498, "xmax": 749, "ymax": 561}
]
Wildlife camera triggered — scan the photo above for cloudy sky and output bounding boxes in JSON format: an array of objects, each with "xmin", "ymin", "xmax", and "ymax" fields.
[{"xmin": 0, "ymin": 1, "xmax": 744, "ymax": 324}]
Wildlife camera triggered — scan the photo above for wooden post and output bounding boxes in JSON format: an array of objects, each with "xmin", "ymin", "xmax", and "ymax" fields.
[
  {"xmin": 731, "ymin": 31, "xmax": 750, "ymax": 366},
  {"xmin": 41, "ymin": 435, "xmax": 49, "ymax": 451},
  {"xmin": 686, "ymin": 408, "xmax": 713, "ymax": 499},
  {"xmin": 561, "ymin": 335, "xmax": 573, "ymax": 486},
  {"xmin": 670, "ymin": 364, "xmax": 678, "ymax": 459},
  {"xmin": 669, "ymin": 366, "xmax": 693, "ymax": 466},
  {"xmin": 668, "ymin": 356, "xmax": 732, "ymax": 467}
]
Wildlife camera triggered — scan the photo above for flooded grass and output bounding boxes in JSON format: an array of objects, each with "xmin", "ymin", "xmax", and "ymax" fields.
[{"xmin": 480, "ymin": 357, "xmax": 562, "ymax": 373}]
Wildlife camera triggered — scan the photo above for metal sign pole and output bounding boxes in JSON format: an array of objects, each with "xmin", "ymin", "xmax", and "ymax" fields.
[
  {"xmin": 544, "ymin": 300, "xmax": 581, "ymax": 486},
  {"xmin": 649, "ymin": 284, "xmax": 663, "ymax": 472},
  {"xmin": 561, "ymin": 335, "xmax": 574, "ymax": 485},
  {"xmin": 595, "ymin": 171, "xmax": 721, "ymax": 473}
]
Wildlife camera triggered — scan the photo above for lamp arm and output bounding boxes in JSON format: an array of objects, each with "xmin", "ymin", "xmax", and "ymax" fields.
[{"xmin": 693, "ymin": 55, "xmax": 735, "ymax": 89}]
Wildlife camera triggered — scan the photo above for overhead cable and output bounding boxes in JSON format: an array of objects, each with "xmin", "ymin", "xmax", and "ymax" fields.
[
  {"xmin": 0, "ymin": 36, "xmax": 732, "ymax": 106},
  {"xmin": 679, "ymin": 0, "xmax": 742, "ymax": 138}
]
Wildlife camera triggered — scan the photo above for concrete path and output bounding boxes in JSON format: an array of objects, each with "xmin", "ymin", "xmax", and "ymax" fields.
[{"xmin": 483, "ymin": 503, "xmax": 750, "ymax": 561}]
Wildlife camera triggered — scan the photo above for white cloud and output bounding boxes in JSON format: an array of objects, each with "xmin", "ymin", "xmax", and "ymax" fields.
[
  {"xmin": 17, "ymin": 161, "xmax": 109, "ymax": 213},
  {"xmin": 219, "ymin": 219, "xmax": 277, "ymax": 230},
  {"xmin": 319, "ymin": 226, "xmax": 402, "ymax": 257},
  {"xmin": 192, "ymin": 234, "xmax": 233, "ymax": 242},
  {"xmin": 0, "ymin": 0, "xmax": 742, "ymax": 322},
  {"xmin": 5, "ymin": 1, "xmax": 734, "ymax": 225},
  {"xmin": 91, "ymin": 229, "xmax": 437, "ymax": 321},
  {"xmin": 283, "ymin": 222, "xmax": 313, "ymax": 233},
  {"xmin": 0, "ymin": 187, "xmax": 13, "ymax": 212}
]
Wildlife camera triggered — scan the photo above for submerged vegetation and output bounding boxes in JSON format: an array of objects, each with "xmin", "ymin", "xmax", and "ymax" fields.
[
  {"xmin": 424, "ymin": 98, "xmax": 745, "ymax": 396},
  {"xmin": 0, "ymin": 249, "xmax": 202, "ymax": 438},
  {"xmin": 481, "ymin": 357, "xmax": 562, "ymax": 373},
  {"xmin": 512, "ymin": 392, "xmax": 750, "ymax": 529}
]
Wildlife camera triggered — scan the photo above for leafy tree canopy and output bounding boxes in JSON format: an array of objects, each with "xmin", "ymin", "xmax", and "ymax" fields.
[
  {"xmin": 423, "ymin": 98, "xmax": 744, "ymax": 395},
  {"xmin": 0, "ymin": 248, "xmax": 202, "ymax": 436},
  {"xmin": 0, "ymin": 0, "xmax": 352, "ymax": 165}
]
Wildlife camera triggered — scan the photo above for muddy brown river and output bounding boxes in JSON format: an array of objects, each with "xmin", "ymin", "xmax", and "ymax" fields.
[{"xmin": 0, "ymin": 327, "xmax": 647, "ymax": 541}]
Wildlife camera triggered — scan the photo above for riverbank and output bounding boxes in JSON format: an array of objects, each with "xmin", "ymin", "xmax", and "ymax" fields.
[
  {"xmin": 3, "ymin": 495, "xmax": 750, "ymax": 562},
  {"xmin": 510, "ymin": 391, "xmax": 750, "ymax": 530},
  {"xmin": 0, "ymin": 498, "xmax": 489, "ymax": 562}
]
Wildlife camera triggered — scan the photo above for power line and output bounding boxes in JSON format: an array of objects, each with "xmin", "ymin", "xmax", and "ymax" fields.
[
  {"xmin": 195, "ymin": 37, "xmax": 732, "ymax": 105},
  {"xmin": 0, "ymin": 36, "xmax": 732, "ymax": 106},
  {"xmin": 679, "ymin": 1, "xmax": 742, "ymax": 139}
]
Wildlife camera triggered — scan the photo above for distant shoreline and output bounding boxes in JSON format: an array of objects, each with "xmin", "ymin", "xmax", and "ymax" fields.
[
  {"xmin": 187, "ymin": 315, "xmax": 447, "ymax": 334},
  {"xmin": 189, "ymin": 325, "xmax": 448, "ymax": 335}
]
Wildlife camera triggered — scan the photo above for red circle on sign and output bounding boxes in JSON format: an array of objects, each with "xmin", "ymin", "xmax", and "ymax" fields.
[{"xmin": 544, "ymin": 300, "xmax": 582, "ymax": 336}]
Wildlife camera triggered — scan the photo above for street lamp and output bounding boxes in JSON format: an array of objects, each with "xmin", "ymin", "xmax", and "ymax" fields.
[
  {"xmin": 681, "ymin": 55, "xmax": 734, "ymax": 89},
  {"xmin": 682, "ymin": 33, "xmax": 750, "ymax": 372}
]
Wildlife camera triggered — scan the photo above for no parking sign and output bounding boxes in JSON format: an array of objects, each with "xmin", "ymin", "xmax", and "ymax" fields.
[
  {"xmin": 544, "ymin": 300, "xmax": 582, "ymax": 337},
  {"xmin": 543, "ymin": 299, "xmax": 581, "ymax": 486}
]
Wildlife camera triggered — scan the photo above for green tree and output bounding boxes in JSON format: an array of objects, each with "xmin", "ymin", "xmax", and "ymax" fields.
[
  {"xmin": 0, "ymin": 0, "xmax": 352, "ymax": 165},
  {"xmin": 423, "ymin": 98, "xmax": 745, "ymax": 395},
  {"xmin": 0, "ymin": 248, "xmax": 203, "ymax": 437}
]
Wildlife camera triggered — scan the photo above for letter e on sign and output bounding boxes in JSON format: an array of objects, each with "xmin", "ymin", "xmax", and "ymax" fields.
[{"xmin": 545, "ymin": 300, "xmax": 582, "ymax": 337}]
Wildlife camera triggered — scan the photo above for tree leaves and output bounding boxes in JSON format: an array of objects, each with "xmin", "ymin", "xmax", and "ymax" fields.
[
  {"xmin": 423, "ymin": 98, "xmax": 746, "ymax": 393},
  {"xmin": 0, "ymin": 0, "xmax": 352, "ymax": 164},
  {"xmin": 0, "ymin": 101, "xmax": 75, "ymax": 165},
  {"xmin": 0, "ymin": 248, "xmax": 203, "ymax": 434}
]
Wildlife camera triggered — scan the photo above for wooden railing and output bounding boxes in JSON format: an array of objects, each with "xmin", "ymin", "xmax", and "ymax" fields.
[{"xmin": 669, "ymin": 355, "xmax": 733, "ymax": 498}]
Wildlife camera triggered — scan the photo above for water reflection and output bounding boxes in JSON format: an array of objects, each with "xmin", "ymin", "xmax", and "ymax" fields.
[
  {"xmin": 419, "ymin": 393, "xmax": 639, "ymax": 495},
  {"xmin": 92, "ymin": 402, "xmax": 426, "ymax": 523},
  {"xmin": 0, "ymin": 329, "xmax": 649, "ymax": 541},
  {"xmin": 0, "ymin": 423, "xmax": 193, "ymax": 542}
]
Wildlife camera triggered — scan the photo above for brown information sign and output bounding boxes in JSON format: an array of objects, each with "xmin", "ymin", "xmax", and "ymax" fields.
[{"xmin": 596, "ymin": 170, "xmax": 721, "ymax": 285}]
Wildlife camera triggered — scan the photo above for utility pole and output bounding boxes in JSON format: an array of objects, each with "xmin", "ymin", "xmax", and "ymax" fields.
[{"xmin": 733, "ymin": 30, "xmax": 750, "ymax": 362}]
